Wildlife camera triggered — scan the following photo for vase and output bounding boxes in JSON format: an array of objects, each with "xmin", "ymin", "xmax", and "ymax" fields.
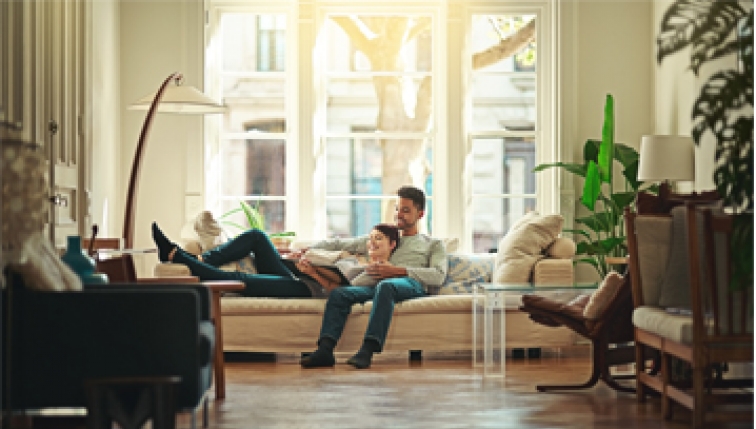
[{"xmin": 61, "ymin": 235, "xmax": 96, "ymax": 279}]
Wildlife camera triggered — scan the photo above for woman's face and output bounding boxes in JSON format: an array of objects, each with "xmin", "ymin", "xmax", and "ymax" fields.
[{"xmin": 367, "ymin": 229, "xmax": 396, "ymax": 259}]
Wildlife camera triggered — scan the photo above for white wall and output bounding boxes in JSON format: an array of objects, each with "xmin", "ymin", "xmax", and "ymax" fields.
[
  {"xmin": 569, "ymin": 0, "xmax": 654, "ymax": 282},
  {"xmin": 118, "ymin": 0, "xmax": 205, "ymax": 275},
  {"xmin": 90, "ymin": 0, "xmax": 121, "ymax": 242}
]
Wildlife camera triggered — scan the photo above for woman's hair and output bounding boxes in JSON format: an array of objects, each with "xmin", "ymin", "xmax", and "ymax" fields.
[{"xmin": 372, "ymin": 223, "xmax": 400, "ymax": 254}]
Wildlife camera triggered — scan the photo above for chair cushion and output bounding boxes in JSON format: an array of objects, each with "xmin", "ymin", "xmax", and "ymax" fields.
[
  {"xmin": 583, "ymin": 271, "xmax": 624, "ymax": 320},
  {"xmin": 632, "ymin": 305, "xmax": 693, "ymax": 344},
  {"xmin": 493, "ymin": 212, "xmax": 563, "ymax": 284}
]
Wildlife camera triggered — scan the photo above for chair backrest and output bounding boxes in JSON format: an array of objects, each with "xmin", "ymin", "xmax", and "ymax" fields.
[
  {"xmin": 625, "ymin": 211, "xmax": 672, "ymax": 308},
  {"xmin": 687, "ymin": 204, "xmax": 754, "ymax": 344}
]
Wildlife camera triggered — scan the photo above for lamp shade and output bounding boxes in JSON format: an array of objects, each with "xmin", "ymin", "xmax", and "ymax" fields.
[
  {"xmin": 129, "ymin": 84, "xmax": 226, "ymax": 114},
  {"xmin": 637, "ymin": 135, "xmax": 695, "ymax": 182}
]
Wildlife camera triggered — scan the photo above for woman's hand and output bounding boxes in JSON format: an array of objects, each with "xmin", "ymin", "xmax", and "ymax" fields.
[
  {"xmin": 364, "ymin": 261, "xmax": 404, "ymax": 280},
  {"xmin": 295, "ymin": 258, "xmax": 316, "ymax": 276}
]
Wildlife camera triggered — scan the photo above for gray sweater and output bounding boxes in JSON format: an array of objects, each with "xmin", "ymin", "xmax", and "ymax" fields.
[{"xmin": 311, "ymin": 234, "xmax": 448, "ymax": 293}]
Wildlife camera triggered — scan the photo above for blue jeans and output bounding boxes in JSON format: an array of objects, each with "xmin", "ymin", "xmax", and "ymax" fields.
[
  {"xmin": 173, "ymin": 229, "xmax": 311, "ymax": 298},
  {"xmin": 319, "ymin": 277, "xmax": 426, "ymax": 350}
]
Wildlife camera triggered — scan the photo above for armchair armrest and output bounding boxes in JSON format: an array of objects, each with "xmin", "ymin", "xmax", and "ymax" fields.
[{"xmin": 87, "ymin": 282, "xmax": 212, "ymax": 321}]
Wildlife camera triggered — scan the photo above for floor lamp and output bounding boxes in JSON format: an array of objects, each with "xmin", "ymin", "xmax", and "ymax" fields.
[{"xmin": 124, "ymin": 72, "xmax": 226, "ymax": 249}]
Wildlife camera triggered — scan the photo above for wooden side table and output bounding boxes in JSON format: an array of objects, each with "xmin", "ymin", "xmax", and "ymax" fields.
[{"xmin": 202, "ymin": 281, "xmax": 244, "ymax": 400}]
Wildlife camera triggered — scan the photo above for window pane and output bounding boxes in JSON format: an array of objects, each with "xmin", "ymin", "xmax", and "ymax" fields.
[
  {"xmin": 472, "ymin": 197, "xmax": 536, "ymax": 253},
  {"xmin": 220, "ymin": 138, "xmax": 286, "ymax": 197},
  {"xmin": 222, "ymin": 13, "xmax": 286, "ymax": 73},
  {"xmin": 325, "ymin": 15, "xmax": 433, "ymax": 72},
  {"xmin": 471, "ymin": 137, "xmax": 536, "ymax": 196},
  {"xmin": 471, "ymin": 14, "xmax": 536, "ymax": 132},
  {"xmin": 222, "ymin": 77, "xmax": 286, "ymax": 133}
]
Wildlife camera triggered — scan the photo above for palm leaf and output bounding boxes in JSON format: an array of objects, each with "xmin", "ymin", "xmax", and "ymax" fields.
[
  {"xmin": 657, "ymin": 1, "xmax": 746, "ymax": 75},
  {"xmin": 598, "ymin": 94, "xmax": 614, "ymax": 183},
  {"xmin": 692, "ymin": 70, "xmax": 753, "ymax": 145},
  {"xmin": 533, "ymin": 162, "xmax": 587, "ymax": 177},
  {"xmin": 581, "ymin": 161, "xmax": 601, "ymax": 211},
  {"xmin": 240, "ymin": 200, "xmax": 265, "ymax": 230}
]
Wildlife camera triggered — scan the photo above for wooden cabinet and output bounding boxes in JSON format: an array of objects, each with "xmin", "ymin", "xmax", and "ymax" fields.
[{"xmin": 1, "ymin": 0, "xmax": 89, "ymax": 248}]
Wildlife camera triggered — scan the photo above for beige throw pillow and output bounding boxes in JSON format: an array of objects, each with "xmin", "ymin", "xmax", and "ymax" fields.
[
  {"xmin": 583, "ymin": 271, "xmax": 624, "ymax": 320},
  {"xmin": 493, "ymin": 212, "xmax": 564, "ymax": 284}
]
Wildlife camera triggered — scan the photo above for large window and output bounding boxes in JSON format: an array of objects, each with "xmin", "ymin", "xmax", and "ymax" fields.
[
  {"xmin": 469, "ymin": 13, "xmax": 539, "ymax": 252},
  {"xmin": 205, "ymin": 1, "xmax": 556, "ymax": 250}
]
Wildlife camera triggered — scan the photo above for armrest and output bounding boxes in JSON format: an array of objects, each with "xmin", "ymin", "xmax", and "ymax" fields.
[{"xmin": 87, "ymin": 282, "xmax": 212, "ymax": 321}]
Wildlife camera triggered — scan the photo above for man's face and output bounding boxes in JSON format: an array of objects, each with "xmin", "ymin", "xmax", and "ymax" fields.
[{"xmin": 394, "ymin": 197, "xmax": 423, "ymax": 232}]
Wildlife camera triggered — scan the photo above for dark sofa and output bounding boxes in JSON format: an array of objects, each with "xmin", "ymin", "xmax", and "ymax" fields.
[{"xmin": 3, "ymin": 275, "xmax": 215, "ymax": 426}]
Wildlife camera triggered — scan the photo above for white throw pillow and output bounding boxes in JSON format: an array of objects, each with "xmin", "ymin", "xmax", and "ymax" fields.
[{"xmin": 493, "ymin": 212, "xmax": 564, "ymax": 284}]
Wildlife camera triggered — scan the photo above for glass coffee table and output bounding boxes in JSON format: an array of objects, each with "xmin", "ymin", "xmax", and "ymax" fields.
[{"xmin": 472, "ymin": 282, "xmax": 598, "ymax": 378}]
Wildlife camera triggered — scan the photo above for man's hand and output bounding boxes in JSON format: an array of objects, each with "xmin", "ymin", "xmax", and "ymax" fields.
[{"xmin": 364, "ymin": 261, "xmax": 406, "ymax": 280}]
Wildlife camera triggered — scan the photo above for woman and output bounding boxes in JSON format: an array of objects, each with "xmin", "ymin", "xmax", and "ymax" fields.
[
  {"xmin": 152, "ymin": 222, "xmax": 317, "ymax": 297},
  {"xmin": 295, "ymin": 223, "xmax": 400, "ymax": 291},
  {"xmin": 151, "ymin": 222, "xmax": 399, "ymax": 298}
]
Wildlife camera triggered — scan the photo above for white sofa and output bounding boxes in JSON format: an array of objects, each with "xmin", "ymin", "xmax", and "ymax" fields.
[{"xmin": 155, "ymin": 240, "xmax": 584, "ymax": 356}]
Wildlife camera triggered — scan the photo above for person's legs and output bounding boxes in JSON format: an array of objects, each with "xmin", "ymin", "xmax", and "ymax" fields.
[
  {"xmin": 347, "ymin": 278, "xmax": 426, "ymax": 369},
  {"xmin": 200, "ymin": 229, "xmax": 293, "ymax": 277},
  {"xmin": 300, "ymin": 286, "xmax": 375, "ymax": 368},
  {"xmin": 172, "ymin": 249, "xmax": 311, "ymax": 298}
]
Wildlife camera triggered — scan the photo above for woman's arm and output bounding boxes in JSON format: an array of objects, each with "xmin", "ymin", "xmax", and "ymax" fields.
[{"xmin": 296, "ymin": 259, "xmax": 340, "ymax": 292}]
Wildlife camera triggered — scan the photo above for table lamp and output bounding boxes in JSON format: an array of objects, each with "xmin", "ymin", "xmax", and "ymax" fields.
[
  {"xmin": 124, "ymin": 72, "xmax": 226, "ymax": 249},
  {"xmin": 637, "ymin": 135, "xmax": 695, "ymax": 205}
]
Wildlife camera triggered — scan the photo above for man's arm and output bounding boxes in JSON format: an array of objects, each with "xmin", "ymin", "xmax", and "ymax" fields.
[
  {"xmin": 365, "ymin": 239, "xmax": 448, "ymax": 287},
  {"xmin": 403, "ymin": 240, "xmax": 448, "ymax": 287}
]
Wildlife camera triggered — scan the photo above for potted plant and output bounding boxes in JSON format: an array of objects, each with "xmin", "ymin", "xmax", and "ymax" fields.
[
  {"xmin": 534, "ymin": 94, "xmax": 652, "ymax": 279},
  {"xmin": 219, "ymin": 200, "xmax": 296, "ymax": 248},
  {"xmin": 657, "ymin": 1, "xmax": 753, "ymax": 288}
]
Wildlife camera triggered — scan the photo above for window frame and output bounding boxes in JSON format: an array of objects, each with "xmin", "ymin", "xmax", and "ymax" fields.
[{"xmin": 204, "ymin": 0, "xmax": 560, "ymax": 252}]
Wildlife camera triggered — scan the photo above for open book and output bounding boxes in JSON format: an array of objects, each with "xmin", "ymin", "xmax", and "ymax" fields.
[{"xmin": 303, "ymin": 249, "xmax": 374, "ymax": 285}]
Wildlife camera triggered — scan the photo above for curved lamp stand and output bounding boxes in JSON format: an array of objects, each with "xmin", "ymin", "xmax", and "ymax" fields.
[{"xmin": 123, "ymin": 72, "xmax": 226, "ymax": 249}]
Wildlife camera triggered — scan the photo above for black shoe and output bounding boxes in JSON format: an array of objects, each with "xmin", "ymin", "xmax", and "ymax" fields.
[
  {"xmin": 300, "ymin": 348, "xmax": 335, "ymax": 368},
  {"xmin": 152, "ymin": 222, "xmax": 176, "ymax": 263},
  {"xmin": 346, "ymin": 351, "xmax": 373, "ymax": 369}
]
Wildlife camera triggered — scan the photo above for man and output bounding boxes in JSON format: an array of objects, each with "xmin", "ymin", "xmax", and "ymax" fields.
[{"xmin": 300, "ymin": 185, "xmax": 448, "ymax": 369}]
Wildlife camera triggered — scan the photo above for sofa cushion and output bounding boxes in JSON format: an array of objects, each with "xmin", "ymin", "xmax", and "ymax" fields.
[
  {"xmin": 546, "ymin": 237, "xmax": 576, "ymax": 259},
  {"xmin": 532, "ymin": 259, "xmax": 574, "ymax": 287},
  {"xmin": 493, "ymin": 212, "xmax": 563, "ymax": 284},
  {"xmin": 632, "ymin": 305, "xmax": 693, "ymax": 344},
  {"xmin": 438, "ymin": 253, "xmax": 495, "ymax": 295}
]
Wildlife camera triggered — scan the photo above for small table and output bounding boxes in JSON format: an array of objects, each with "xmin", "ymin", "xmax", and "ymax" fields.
[
  {"xmin": 472, "ymin": 283, "xmax": 598, "ymax": 378},
  {"xmin": 203, "ymin": 281, "xmax": 244, "ymax": 400}
]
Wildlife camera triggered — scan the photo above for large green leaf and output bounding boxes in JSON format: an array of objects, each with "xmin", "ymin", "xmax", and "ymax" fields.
[
  {"xmin": 657, "ymin": 1, "xmax": 747, "ymax": 75},
  {"xmin": 576, "ymin": 212, "xmax": 617, "ymax": 234},
  {"xmin": 581, "ymin": 161, "xmax": 601, "ymax": 211},
  {"xmin": 533, "ymin": 162, "xmax": 587, "ymax": 177},
  {"xmin": 598, "ymin": 94, "xmax": 614, "ymax": 183},
  {"xmin": 611, "ymin": 192, "xmax": 638, "ymax": 213}
]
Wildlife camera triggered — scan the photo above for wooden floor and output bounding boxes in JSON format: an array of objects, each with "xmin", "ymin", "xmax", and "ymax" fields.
[{"xmin": 184, "ymin": 353, "xmax": 752, "ymax": 429}]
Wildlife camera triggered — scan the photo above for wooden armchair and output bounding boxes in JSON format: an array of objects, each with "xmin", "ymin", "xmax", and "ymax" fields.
[{"xmin": 627, "ymin": 202, "xmax": 753, "ymax": 427}]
